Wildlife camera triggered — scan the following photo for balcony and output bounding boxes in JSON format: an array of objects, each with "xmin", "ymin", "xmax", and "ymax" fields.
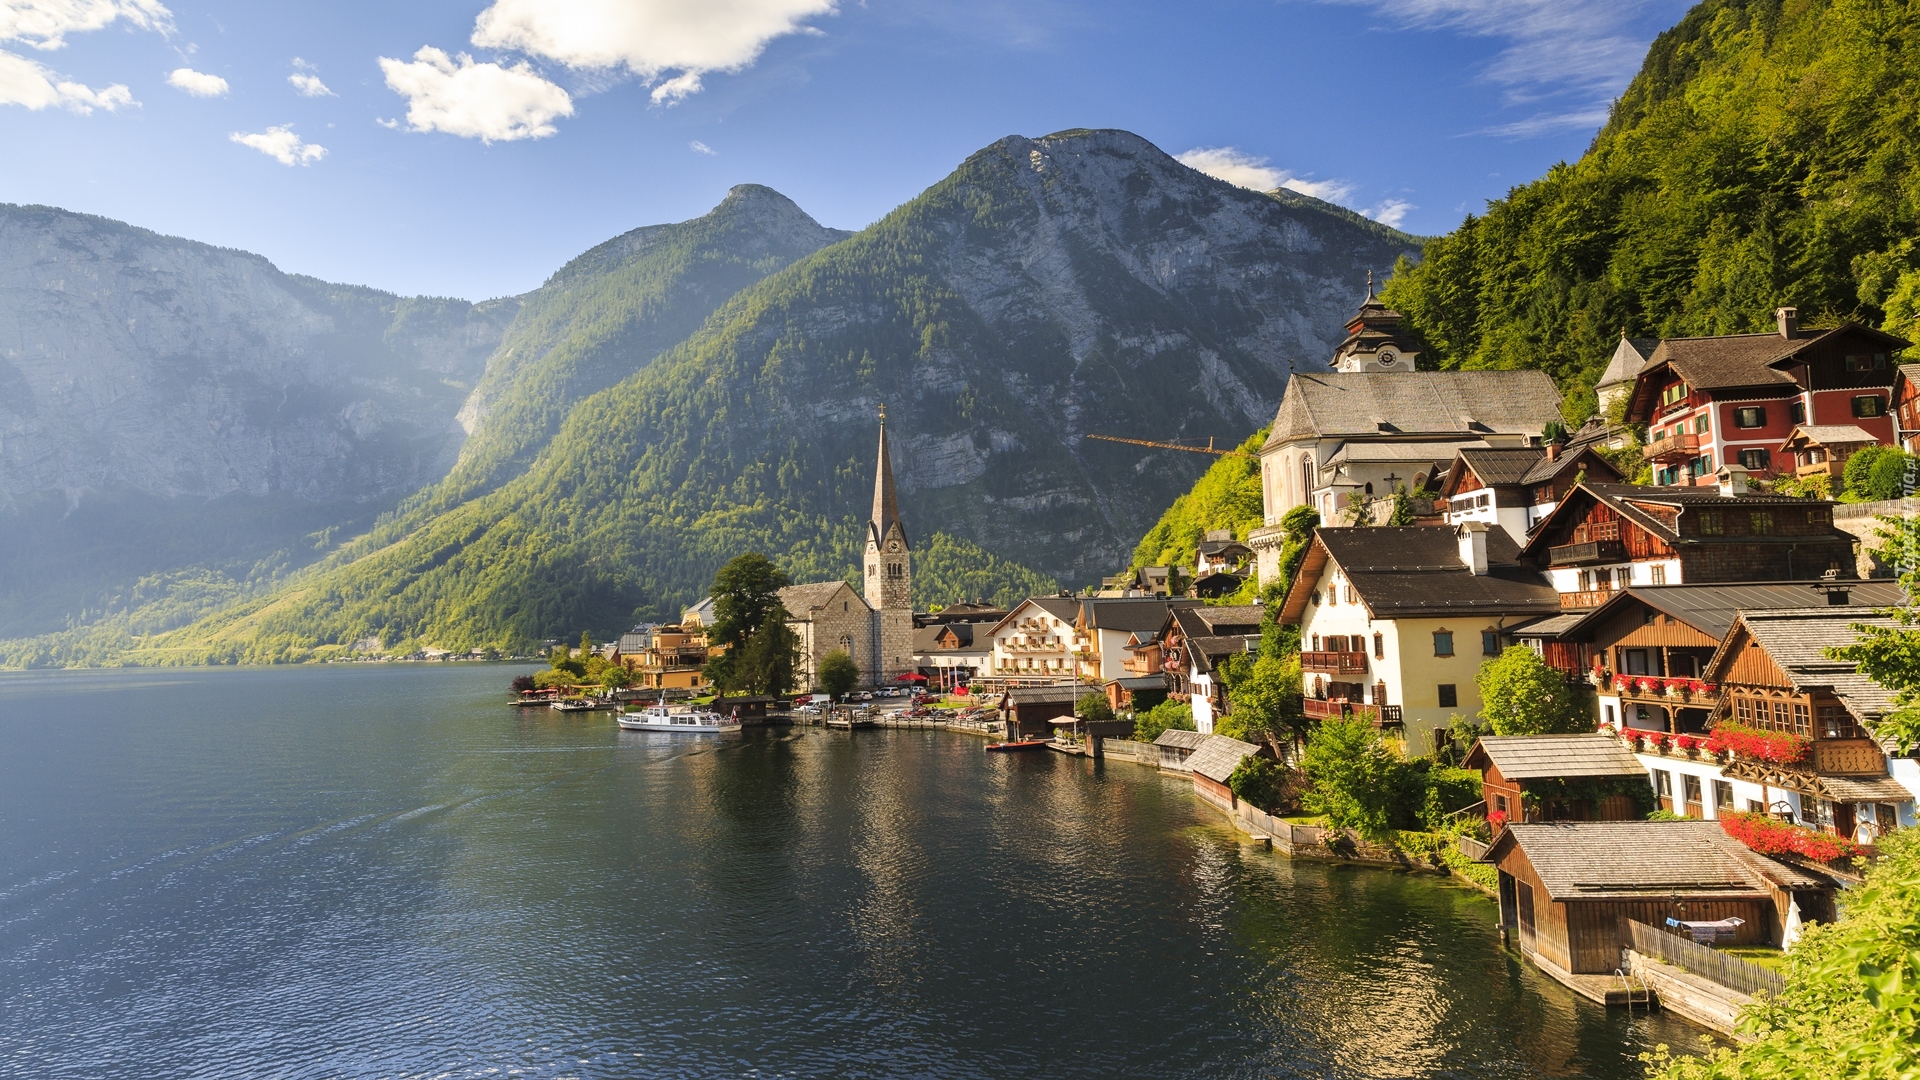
[
  {"xmin": 1559, "ymin": 587, "xmax": 1616, "ymax": 609},
  {"xmin": 1643, "ymin": 431, "xmax": 1701, "ymax": 463},
  {"xmin": 1795, "ymin": 456, "xmax": 1847, "ymax": 480},
  {"xmin": 1302, "ymin": 650, "xmax": 1368, "ymax": 675},
  {"xmin": 1548, "ymin": 539, "xmax": 1627, "ymax": 566},
  {"xmin": 1305, "ymin": 698, "xmax": 1402, "ymax": 726}
]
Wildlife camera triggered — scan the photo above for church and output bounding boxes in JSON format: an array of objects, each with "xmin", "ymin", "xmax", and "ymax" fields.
[{"xmin": 778, "ymin": 412, "xmax": 916, "ymax": 690}]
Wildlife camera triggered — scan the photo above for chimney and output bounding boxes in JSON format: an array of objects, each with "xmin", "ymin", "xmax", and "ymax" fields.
[
  {"xmin": 1457, "ymin": 521, "xmax": 1489, "ymax": 576},
  {"xmin": 1545, "ymin": 441, "xmax": 1561, "ymax": 462},
  {"xmin": 1819, "ymin": 568, "xmax": 1851, "ymax": 606},
  {"xmin": 1716, "ymin": 465, "xmax": 1750, "ymax": 497},
  {"xmin": 1777, "ymin": 306, "xmax": 1799, "ymax": 340}
]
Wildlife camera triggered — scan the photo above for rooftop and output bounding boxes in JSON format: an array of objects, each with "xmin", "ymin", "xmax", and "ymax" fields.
[
  {"xmin": 1153, "ymin": 729, "xmax": 1210, "ymax": 750},
  {"xmin": 1187, "ymin": 734, "xmax": 1265, "ymax": 784},
  {"xmin": 1489, "ymin": 820, "xmax": 1832, "ymax": 899},
  {"xmin": 1518, "ymin": 581, "xmax": 1905, "ymax": 643},
  {"xmin": 1281, "ymin": 526, "xmax": 1560, "ymax": 622},
  {"xmin": 1708, "ymin": 608, "xmax": 1904, "ymax": 734},
  {"xmin": 1466, "ymin": 734, "xmax": 1646, "ymax": 781},
  {"xmin": 1265, "ymin": 369, "xmax": 1563, "ymax": 446}
]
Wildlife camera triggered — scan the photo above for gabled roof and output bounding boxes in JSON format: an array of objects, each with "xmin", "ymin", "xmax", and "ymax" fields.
[
  {"xmin": 1486, "ymin": 821, "xmax": 1832, "ymax": 899},
  {"xmin": 912, "ymin": 622, "xmax": 991, "ymax": 653},
  {"xmin": 1081, "ymin": 597, "xmax": 1202, "ymax": 632},
  {"xmin": 1597, "ymin": 334, "xmax": 1659, "ymax": 390},
  {"xmin": 1153, "ymin": 729, "xmax": 1210, "ymax": 750},
  {"xmin": 985, "ymin": 596, "xmax": 1082, "ymax": 636},
  {"xmin": 1454, "ymin": 447, "xmax": 1547, "ymax": 487},
  {"xmin": 1517, "ymin": 481, "xmax": 1841, "ymax": 557},
  {"xmin": 1518, "ymin": 446, "xmax": 1623, "ymax": 487},
  {"xmin": 1196, "ymin": 538, "xmax": 1252, "ymax": 556},
  {"xmin": 1626, "ymin": 323, "xmax": 1912, "ymax": 420},
  {"xmin": 1464, "ymin": 734, "xmax": 1645, "ymax": 781},
  {"xmin": 1264, "ymin": 369, "xmax": 1563, "ymax": 446},
  {"xmin": 1177, "ymin": 604, "xmax": 1265, "ymax": 636},
  {"xmin": 1107, "ymin": 675, "xmax": 1166, "ymax": 691},
  {"xmin": 778, "ymin": 581, "xmax": 866, "ymax": 619},
  {"xmin": 1780, "ymin": 424, "xmax": 1879, "ymax": 449},
  {"xmin": 1187, "ymin": 734, "xmax": 1265, "ymax": 784},
  {"xmin": 1278, "ymin": 526, "xmax": 1560, "ymax": 623},
  {"xmin": 1704, "ymin": 608, "xmax": 1903, "ymax": 735},
  {"xmin": 1004, "ymin": 685, "xmax": 1081, "ymax": 705},
  {"xmin": 1513, "ymin": 581, "xmax": 1906, "ymax": 643}
]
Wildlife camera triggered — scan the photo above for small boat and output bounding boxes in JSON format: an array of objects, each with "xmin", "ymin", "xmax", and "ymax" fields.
[
  {"xmin": 985, "ymin": 739, "xmax": 1049, "ymax": 752},
  {"xmin": 549, "ymin": 698, "xmax": 597, "ymax": 713},
  {"xmin": 616, "ymin": 703, "xmax": 740, "ymax": 732}
]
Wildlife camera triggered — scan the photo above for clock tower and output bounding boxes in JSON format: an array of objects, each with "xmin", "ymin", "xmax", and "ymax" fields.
[
  {"xmin": 1331, "ymin": 273, "xmax": 1421, "ymax": 373},
  {"xmin": 864, "ymin": 406, "xmax": 913, "ymax": 682}
]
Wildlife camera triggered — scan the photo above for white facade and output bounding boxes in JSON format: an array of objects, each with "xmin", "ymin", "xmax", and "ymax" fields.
[{"xmin": 987, "ymin": 601, "xmax": 1083, "ymax": 683}]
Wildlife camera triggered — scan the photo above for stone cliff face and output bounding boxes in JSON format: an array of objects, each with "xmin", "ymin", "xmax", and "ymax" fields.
[{"xmin": 0, "ymin": 205, "xmax": 516, "ymax": 509}]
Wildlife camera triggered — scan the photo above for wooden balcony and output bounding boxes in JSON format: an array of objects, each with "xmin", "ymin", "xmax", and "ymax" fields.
[
  {"xmin": 1548, "ymin": 539, "xmax": 1627, "ymax": 566},
  {"xmin": 1814, "ymin": 737, "xmax": 1888, "ymax": 776},
  {"xmin": 1302, "ymin": 650, "xmax": 1368, "ymax": 675},
  {"xmin": 1795, "ymin": 457, "xmax": 1846, "ymax": 480},
  {"xmin": 1559, "ymin": 587, "xmax": 1617, "ymax": 609},
  {"xmin": 1305, "ymin": 698, "xmax": 1402, "ymax": 726},
  {"xmin": 1644, "ymin": 431, "xmax": 1701, "ymax": 462}
]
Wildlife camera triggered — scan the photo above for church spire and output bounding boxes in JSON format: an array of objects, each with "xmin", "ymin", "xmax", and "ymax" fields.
[{"xmin": 870, "ymin": 403, "xmax": 902, "ymax": 548}]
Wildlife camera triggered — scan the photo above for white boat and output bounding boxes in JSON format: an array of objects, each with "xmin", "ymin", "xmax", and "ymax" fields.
[{"xmin": 616, "ymin": 703, "xmax": 741, "ymax": 732}]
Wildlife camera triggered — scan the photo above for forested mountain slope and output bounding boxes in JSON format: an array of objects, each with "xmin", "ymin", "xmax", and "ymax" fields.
[
  {"xmin": 116, "ymin": 129, "xmax": 1418, "ymax": 662},
  {"xmin": 1382, "ymin": 0, "xmax": 1920, "ymax": 416}
]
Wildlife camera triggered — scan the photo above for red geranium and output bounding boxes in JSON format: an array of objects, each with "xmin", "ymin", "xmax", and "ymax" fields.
[
  {"xmin": 1703, "ymin": 720, "xmax": 1810, "ymax": 765},
  {"xmin": 1673, "ymin": 734, "xmax": 1699, "ymax": 751},
  {"xmin": 1719, "ymin": 811, "xmax": 1863, "ymax": 862},
  {"xmin": 1487, "ymin": 810, "xmax": 1508, "ymax": 830}
]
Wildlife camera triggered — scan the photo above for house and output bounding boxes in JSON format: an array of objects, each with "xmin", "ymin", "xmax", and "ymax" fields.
[
  {"xmin": 984, "ymin": 596, "xmax": 1084, "ymax": 685},
  {"xmin": 1624, "ymin": 307, "xmax": 1908, "ymax": 484},
  {"xmin": 1196, "ymin": 530, "xmax": 1252, "ymax": 576},
  {"xmin": 1104, "ymin": 675, "xmax": 1167, "ymax": 714},
  {"xmin": 1078, "ymin": 597, "xmax": 1204, "ymax": 682},
  {"xmin": 1463, "ymin": 735, "xmax": 1649, "ymax": 823},
  {"xmin": 1154, "ymin": 728, "xmax": 1209, "ymax": 772},
  {"xmin": 622, "ymin": 623, "xmax": 712, "ymax": 691},
  {"xmin": 1121, "ymin": 630, "xmax": 1163, "ymax": 677},
  {"xmin": 1159, "ymin": 605, "xmax": 1263, "ymax": 734},
  {"xmin": 1893, "ymin": 364, "xmax": 1920, "ymax": 454},
  {"xmin": 916, "ymin": 602, "xmax": 1011, "ymax": 627},
  {"xmin": 1700, "ymin": 608, "xmax": 1919, "ymax": 840},
  {"xmin": 910, "ymin": 620, "xmax": 994, "ymax": 688},
  {"xmin": 1483, "ymin": 821, "xmax": 1836, "ymax": 978},
  {"xmin": 1186, "ymin": 734, "xmax": 1272, "ymax": 812},
  {"xmin": 1517, "ymin": 473, "xmax": 1855, "ymax": 610},
  {"xmin": 1279, "ymin": 524, "xmax": 1562, "ymax": 750},
  {"xmin": 1777, "ymin": 425, "xmax": 1880, "ymax": 488},
  {"xmin": 1246, "ymin": 291, "xmax": 1565, "ymax": 583},
  {"xmin": 615, "ymin": 623, "xmax": 660, "ymax": 658},
  {"xmin": 999, "ymin": 685, "xmax": 1082, "ymax": 739},
  {"xmin": 1595, "ymin": 333, "xmax": 1659, "ymax": 415},
  {"xmin": 1436, "ymin": 440, "xmax": 1623, "ymax": 544},
  {"xmin": 681, "ymin": 597, "xmax": 716, "ymax": 628}
]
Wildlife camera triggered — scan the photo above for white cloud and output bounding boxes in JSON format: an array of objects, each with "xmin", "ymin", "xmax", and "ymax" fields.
[
  {"xmin": 1365, "ymin": 199, "xmax": 1415, "ymax": 229},
  {"xmin": 165, "ymin": 66, "xmax": 225, "ymax": 96},
  {"xmin": 230, "ymin": 123, "xmax": 325, "ymax": 165},
  {"xmin": 288, "ymin": 72, "xmax": 332, "ymax": 97},
  {"xmin": 1177, "ymin": 146, "xmax": 1356, "ymax": 203},
  {"xmin": 378, "ymin": 46, "xmax": 572, "ymax": 142},
  {"xmin": 689, "ymin": 139, "xmax": 714, "ymax": 155},
  {"xmin": 469, "ymin": 0, "xmax": 835, "ymax": 104},
  {"xmin": 0, "ymin": 48, "xmax": 130, "ymax": 110},
  {"xmin": 0, "ymin": 0, "xmax": 171, "ymax": 50}
]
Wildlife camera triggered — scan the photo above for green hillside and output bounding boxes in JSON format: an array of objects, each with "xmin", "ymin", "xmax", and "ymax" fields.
[
  {"xmin": 1382, "ymin": 0, "xmax": 1920, "ymax": 418},
  {"xmin": 1129, "ymin": 429, "xmax": 1267, "ymax": 571}
]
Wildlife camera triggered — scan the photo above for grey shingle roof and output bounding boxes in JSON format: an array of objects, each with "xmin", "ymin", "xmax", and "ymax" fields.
[
  {"xmin": 778, "ymin": 582, "xmax": 863, "ymax": 619},
  {"xmin": 1494, "ymin": 821, "xmax": 1829, "ymax": 898},
  {"xmin": 1006, "ymin": 686, "xmax": 1081, "ymax": 705},
  {"xmin": 1458, "ymin": 447, "xmax": 1546, "ymax": 486},
  {"xmin": 1521, "ymin": 482, "xmax": 1844, "ymax": 554},
  {"xmin": 1082, "ymin": 597, "xmax": 1201, "ymax": 632},
  {"xmin": 1782, "ymin": 424, "xmax": 1878, "ymax": 447},
  {"xmin": 1527, "ymin": 582, "xmax": 1906, "ymax": 644},
  {"xmin": 1153, "ymin": 729, "xmax": 1210, "ymax": 750},
  {"xmin": 1710, "ymin": 608, "xmax": 1904, "ymax": 735},
  {"xmin": 1315, "ymin": 526, "xmax": 1561, "ymax": 617},
  {"xmin": 1264, "ymin": 369, "xmax": 1563, "ymax": 446},
  {"xmin": 1597, "ymin": 335, "xmax": 1659, "ymax": 389},
  {"xmin": 1467, "ymin": 734, "xmax": 1646, "ymax": 781},
  {"xmin": 1188, "ymin": 734, "xmax": 1264, "ymax": 784},
  {"xmin": 1653, "ymin": 335, "xmax": 1804, "ymax": 391}
]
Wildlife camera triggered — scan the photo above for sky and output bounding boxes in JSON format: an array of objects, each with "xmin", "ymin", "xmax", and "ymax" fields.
[{"xmin": 0, "ymin": 0, "xmax": 1695, "ymax": 301}]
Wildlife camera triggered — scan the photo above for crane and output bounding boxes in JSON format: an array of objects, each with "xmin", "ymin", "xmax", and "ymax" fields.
[{"xmin": 1085, "ymin": 434, "xmax": 1254, "ymax": 458}]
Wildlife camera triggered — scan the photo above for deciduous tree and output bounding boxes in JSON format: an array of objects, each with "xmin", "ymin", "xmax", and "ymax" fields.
[
  {"xmin": 1476, "ymin": 646, "xmax": 1590, "ymax": 735},
  {"xmin": 817, "ymin": 648, "xmax": 861, "ymax": 699}
]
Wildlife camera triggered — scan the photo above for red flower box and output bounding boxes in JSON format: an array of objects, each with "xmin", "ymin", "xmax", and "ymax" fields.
[
  {"xmin": 1487, "ymin": 810, "xmax": 1508, "ymax": 830},
  {"xmin": 1719, "ymin": 811, "xmax": 1863, "ymax": 863},
  {"xmin": 1672, "ymin": 734, "xmax": 1699, "ymax": 751},
  {"xmin": 1703, "ymin": 721, "xmax": 1810, "ymax": 765}
]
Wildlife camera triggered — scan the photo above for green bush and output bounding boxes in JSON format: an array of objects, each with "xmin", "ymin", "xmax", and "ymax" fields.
[
  {"xmin": 816, "ymin": 648, "xmax": 861, "ymax": 699},
  {"xmin": 1842, "ymin": 446, "xmax": 1915, "ymax": 503},
  {"xmin": 1133, "ymin": 699, "xmax": 1194, "ymax": 743},
  {"xmin": 1419, "ymin": 766, "xmax": 1486, "ymax": 830},
  {"xmin": 1227, "ymin": 755, "xmax": 1289, "ymax": 813},
  {"xmin": 1300, "ymin": 716, "xmax": 1423, "ymax": 841},
  {"xmin": 1476, "ymin": 646, "xmax": 1591, "ymax": 735},
  {"xmin": 1075, "ymin": 693, "xmax": 1114, "ymax": 724}
]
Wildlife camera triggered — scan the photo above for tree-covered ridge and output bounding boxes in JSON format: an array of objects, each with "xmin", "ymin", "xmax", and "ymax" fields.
[
  {"xmin": 1129, "ymin": 429, "xmax": 1267, "ymax": 571},
  {"xmin": 1382, "ymin": 0, "xmax": 1920, "ymax": 420}
]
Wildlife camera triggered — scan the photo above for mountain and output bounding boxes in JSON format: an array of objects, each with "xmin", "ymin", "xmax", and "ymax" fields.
[
  {"xmin": 0, "ymin": 204, "xmax": 518, "ymax": 638},
  {"xmin": 108, "ymin": 128, "xmax": 1417, "ymax": 664},
  {"xmin": 1381, "ymin": 0, "xmax": 1920, "ymax": 414}
]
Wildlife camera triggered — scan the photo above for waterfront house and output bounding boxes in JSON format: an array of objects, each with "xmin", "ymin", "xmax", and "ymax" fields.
[
  {"xmin": 1104, "ymin": 675, "xmax": 1167, "ymax": 714},
  {"xmin": 1247, "ymin": 291, "xmax": 1564, "ymax": 583},
  {"xmin": 622, "ymin": 623, "xmax": 713, "ymax": 692},
  {"xmin": 911, "ymin": 620, "xmax": 994, "ymax": 687},
  {"xmin": 1154, "ymin": 728, "xmax": 1208, "ymax": 772},
  {"xmin": 1078, "ymin": 597, "xmax": 1204, "ymax": 683},
  {"xmin": 1623, "ymin": 307, "xmax": 1906, "ymax": 484},
  {"xmin": 985, "ymin": 596, "xmax": 1085, "ymax": 685},
  {"xmin": 1517, "ymin": 472, "xmax": 1855, "ymax": 610},
  {"xmin": 1464, "ymin": 735, "xmax": 1648, "ymax": 823},
  {"xmin": 999, "ymin": 685, "xmax": 1082, "ymax": 739},
  {"xmin": 1700, "ymin": 608, "xmax": 1918, "ymax": 840},
  {"xmin": 1483, "ymin": 821, "xmax": 1835, "ymax": 978},
  {"xmin": 1435, "ymin": 440, "xmax": 1622, "ymax": 544},
  {"xmin": 1278, "ymin": 523, "xmax": 1561, "ymax": 750},
  {"xmin": 1186, "ymin": 734, "xmax": 1271, "ymax": 811},
  {"xmin": 1159, "ymin": 605, "xmax": 1263, "ymax": 734}
]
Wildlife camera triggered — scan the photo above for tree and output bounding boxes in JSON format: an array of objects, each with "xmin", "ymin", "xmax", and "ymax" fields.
[
  {"xmin": 1228, "ymin": 756, "xmax": 1291, "ymax": 814},
  {"xmin": 817, "ymin": 648, "xmax": 861, "ymax": 699},
  {"xmin": 578, "ymin": 630, "xmax": 594, "ymax": 658},
  {"xmin": 703, "ymin": 553, "xmax": 792, "ymax": 691},
  {"xmin": 1841, "ymin": 446, "xmax": 1915, "ymax": 502},
  {"xmin": 726, "ymin": 620, "xmax": 801, "ymax": 697},
  {"xmin": 1386, "ymin": 484, "xmax": 1417, "ymax": 526},
  {"xmin": 1222, "ymin": 653, "xmax": 1305, "ymax": 750},
  {"xmin": 1299, "ymin": 715, "xmax": 1421, "ymax": 841},
  {"xmin": 1076, "ymin": 692, "xmax": 1114, "ymax": 724},
  {"xmin": 549, "ymin": 645, "xmax": 585, "ymax": 678},
  {"xmin": 1649, "ymin": 829, "xmax": 1919, "ymax": 1080},
  {"xmin": 1824, "ymin": 516, "xmax": 1920, "ymax": 754},
  {"xmin": 1133, "ymin": 699, "xmax": 1194, "ymax": 743},
  {"xmin": 599, "ymin": 665, "xmax": 632, "ymax": 690},
  {"xmin": 1476, "ymin": 646, "xmax": 1590, "ymax": 735}
]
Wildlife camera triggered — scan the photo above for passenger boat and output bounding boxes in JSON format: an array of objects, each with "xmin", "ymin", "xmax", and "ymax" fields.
[
  {"xmin": 549, "ymin": 698, "xmax": 598, "ymax": 713},
  {"xmin": 616, "ymin": 703, "xmax": 740, "ymax": 732},
  {"xmin": 984, "ymin": 739, "xmax": 1049, "ymax": 752}
]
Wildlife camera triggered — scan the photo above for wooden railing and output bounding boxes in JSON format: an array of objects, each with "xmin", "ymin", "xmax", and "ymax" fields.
[
  {"xmin": 1302, "ymin": 650, "xmax": 1368, "ymax": 674},
  {"xmin": 1548, "ymin": 539, "xmax": 1626, "ymax": 566},
  {"xmin": 1643, "ymin": 431, "xmax": 1701, "ymax": 462},
  {"xmin": 1559, "ymin": 588, "xmax": 1617, "ymax": 609},
  {"xmin": 1305, "ymin": 698, "xmax": 1402, "ymax": 725}
]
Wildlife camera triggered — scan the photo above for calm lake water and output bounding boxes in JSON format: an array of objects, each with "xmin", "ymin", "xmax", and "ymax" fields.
[{"xmin": 0, "ymin": 664, "xmax": 1703, "ymax": 1079}]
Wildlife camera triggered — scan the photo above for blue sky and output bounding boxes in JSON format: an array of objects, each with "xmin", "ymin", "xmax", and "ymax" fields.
[{"xmin": 0, "ymin": 0, "xmax": 1693, "ymax": 301}]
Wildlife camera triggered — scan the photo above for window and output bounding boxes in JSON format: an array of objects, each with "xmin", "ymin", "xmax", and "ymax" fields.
[
  {"xmin": 1794, "ymin": 701, "xmax": 1810, "ymax": 734},
  {"xmin": 1734, "ymin": 406, "xmax": 1767, "ymax": 429},
  {"xmin": 1437, "ymin": 684, "xmax": 1458, "ymax": 708},
  {"xmin": 1661, "ymin": 383, "xmax": 1688, "ymax": 408},
  {"xmin": 1652, "ymin": 770, "xmax": 1673, "ymax": 798},
  {"xmin": 1656, "ymin": 466, "xmax": 1679, "ymax": 485},
  {"xmin": 1791, "ymin": 400, "xmax": 1807, "ymax": 425},
  {"xmin": 1740, "ymin": 448, "xmax": 1771, "ymax": 471},
  {"xmin": 1819, "ymin": 703, "xmax": 1865, "ymax": 739},
  {"xmin": 1735, "ymin": 694, "xmax": 1752, "ymax": 723},
  {"xmin": 1604, "ymin": 704, "xmax": 1616, "ymax": 724},
  {"xmin": 1845, "ymin": 353, "xmax": 1890, "ymax": 372},
  {"xmin": 1683, "ymin": 774, "xmax": 1703, "ymax": 812},
  {"xmin": 1713, "ymin": 780, "xmax": 1735, "ymax": 814},
  {"xmin": 1807, "ymin": 508, "xmax": 1829, "ymax": 526},
  {"xmin": 1433, "ymin": 630, "xmax": 1455, "ymax": 657},
  {"xmin": 1494, "ymin": 793, "xmax": 1508, "ymax": 814},
  {"xmin": 1695, "ymin": 413, "xmax": 1711, "ymax": 434},
  {"xmin": 1482, "ymin": 630, "xmax": 1500, "ymax": 656},
  {"xmin": 1699, "ymin": 510, "xmax": 1724, "ymax": 535},
  {"xmin": 1854, "ymin": 395, "xmax": 1887, "ymax": 418},
  {"xmin": 1373, "ymin": 632, "xmax": 1384, "ymax": 659},
  {"xmin": 1651, "ymin": 565, "xmax": 1667, "ymax": 585},
  {"xmin": 1750, "ymin": 511, "xmax": 1775, "ymax": 535},
  {"xmin": 1689, "ymin": 453, "xmax": 1714, "ymax": 477},
  {"xmin": 1312, "ymin": 635, "xmax": 1321, "ymax": 651}
]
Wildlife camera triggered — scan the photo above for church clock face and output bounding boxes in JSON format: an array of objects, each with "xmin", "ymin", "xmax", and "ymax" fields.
[
  {"xmin": 889, "ymin": 541, "xmax": 900, "ymax": 552},
  {"xmin": 1376, "ymin": 347, "xmax": 1398, "ymax": 367}
]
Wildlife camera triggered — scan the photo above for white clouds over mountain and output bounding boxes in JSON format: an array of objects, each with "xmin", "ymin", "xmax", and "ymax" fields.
[
  {"xmin": 0, "ymin": 48, "xmax": 129, "ymax": 110},
  {"xmin": 0, "ymin": 0, "xmax": 170, "ymax": 50},
  {"xmin": 1176, "ymin": 147, "xmax": 1355, "ymax": 203},
  {"xmin": 165, "ymin": 67, "xmax": 225, "ymax": 96},
  {"xmin": 379, "ymin": 46, "xmax": 573, "ymax": 142},
  {"xmin": 230, "ymin": 124, "xmax": 325, "ymax": 165}
]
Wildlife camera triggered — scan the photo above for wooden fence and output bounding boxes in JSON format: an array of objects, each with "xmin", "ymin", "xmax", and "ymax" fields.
[{"xmin": 1620, "ymin": 918, "xmax": 1784, "ymax": 998}]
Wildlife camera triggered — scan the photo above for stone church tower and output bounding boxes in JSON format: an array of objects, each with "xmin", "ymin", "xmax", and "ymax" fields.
[{"xmin": 864, "ymin": 408, "xmax": 914, "ymax": 682}]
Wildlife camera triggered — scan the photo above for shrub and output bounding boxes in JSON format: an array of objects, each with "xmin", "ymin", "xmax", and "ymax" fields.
[
  {"xmin": 1841, "ymin": 445, "xmax": 1912, "ymax": 502},
  {"xmin": 1076, "ymin": 693, "xmax": 1115, "ymax": 724},
  {"xmin": 510, "ymin": 674, "xmax": 536, "ymax": 693},
  {"xmin": 1227, "ymin": 756, "xmax": 1292, "ymax": 813},
  {"xmin": 1476, "ymin": 646, "xmax": 1590, "ymax": 734},
  {"xmin": 1300, "ymin": 716, "xmax": 1422, "ymax": 840},
  {"xmin": 817, "ymin": 648, "xmax": 861, "ymax": 699},
  {"xmin": 1419, "ymin": 766, "xmax": 1486, "ymax": 830},
  {"xmin": 1133, "ymin": 699, "xmax": 1194, "ymax": 743}
]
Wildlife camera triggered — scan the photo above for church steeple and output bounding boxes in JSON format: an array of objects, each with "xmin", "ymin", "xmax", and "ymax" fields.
[
  {"xmin": 869, "ymin": 403, "xmax": 904, "ymax": 550},
  {"xmin": 863, "ymin": 404, "xmax": 912, "ymax": 680}
]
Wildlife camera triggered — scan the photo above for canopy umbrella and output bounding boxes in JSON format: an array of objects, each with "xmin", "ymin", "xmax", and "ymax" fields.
[{"xmin": 894, "ymin": 672, "xmax": 929, "ymax": 682}]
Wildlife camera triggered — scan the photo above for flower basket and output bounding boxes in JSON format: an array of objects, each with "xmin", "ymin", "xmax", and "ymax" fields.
[
  {"xmin": 1663, "ymin": 680, "xmax": 1685, "ymax": 699},
  {"xmin": 1720, "ymin": 811, "xmax": 1863, "ymax": 863},
  {"xmin": 1588, "ymin": 668, "xmax": 1607, "ymax": 687},
  {"xmin": 1702, "ymin": 721, "xmax": 1810, "ymax": 765},
  {"xmin": 1486, "ymin": 810, "xmax": 1508, "ymax": 833}
]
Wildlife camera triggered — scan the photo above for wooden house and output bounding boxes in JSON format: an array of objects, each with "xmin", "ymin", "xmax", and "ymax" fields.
[
  {"xmin": 1484, "ymin": 821, "xmax": 1835, "ymax": 977},
  {"xmin": 998, "ymin": 685, "xmax": 1081, "ymax": 738},
  {"xmin": 1186, "ymin": 734, "xmax": 1271, "ymax": 811},
  {"xmin": 1103, "ymin": 675, "xmax": 1167, "ymax": 713},
  {"xmin": 1153, "ymin": 729, "xmax": 1208, "ymax": 772},
  {"xmin": 1159, "ymin": 605, "xmax": 1262, "ymax": 734},
  {"xmin": 1463, "ymin": 735, "xmax": 1648, "ymax": 823},
  {"xmin": 1893, "ymin": 364, "xmax": 1920, "ymax": 455},
  {"xmin": 1437, "ymin": 441, "xmax": 1622, "ymax": 544}
]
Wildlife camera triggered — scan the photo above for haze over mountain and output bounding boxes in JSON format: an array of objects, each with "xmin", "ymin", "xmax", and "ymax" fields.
[{"xmin": 0, "ymin": 128, "xmax": 1419, "ymax": 665}]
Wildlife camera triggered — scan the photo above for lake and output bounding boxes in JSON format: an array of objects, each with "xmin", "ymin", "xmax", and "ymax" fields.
[{"xmin": 0, "ymin": 664, "xmax": 1702, "ymax": 1078}]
